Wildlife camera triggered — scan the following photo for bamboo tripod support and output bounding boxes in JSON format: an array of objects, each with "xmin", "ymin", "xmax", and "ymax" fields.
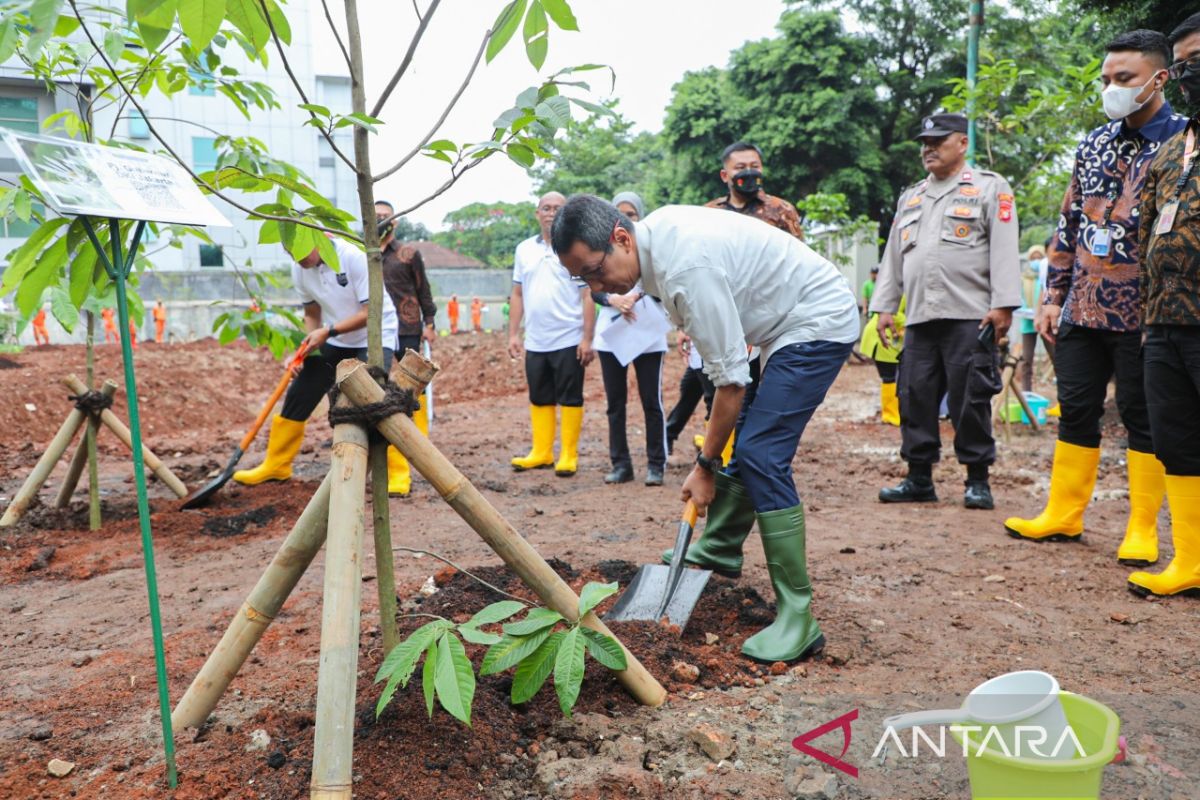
[
  {"xmin": 337, "ymin": 354, "xmax": 667, "ymax": 709},
  {"xmin": 0, "ymin": 374, "xmax": 187, "ymax": 527}
]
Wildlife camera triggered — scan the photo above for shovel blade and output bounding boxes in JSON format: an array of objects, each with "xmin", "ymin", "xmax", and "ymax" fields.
[
  {"xmin": 605, "ymin": 564, "xmax": 711, "ymax": 629},
  {"xmin": 180, "ymin": 449, "xmax": 243, "ymax": 510}
]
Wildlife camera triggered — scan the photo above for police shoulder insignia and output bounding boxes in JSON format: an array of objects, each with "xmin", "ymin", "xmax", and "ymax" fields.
[
  {"xmin": 953, "ymin": 206, "xmax": 973, "ymax": 217},
  {"xmin": 998, "ymin": 194, "xmax": 1015, "ymax": 222},
  {"xmin": 906, "ymin": 195, "xmax": 922, "ymax": 207},
  {"xmin": 902, "ymin": 229, "xmax": 911, "ymax": 241},
  {"xmin": 960, "ymin": 169, "xmax": 974, "ymax": 182}
]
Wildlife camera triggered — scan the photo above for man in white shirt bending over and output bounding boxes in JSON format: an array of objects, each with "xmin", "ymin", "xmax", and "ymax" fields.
[
  {"xmin": 552, "ymin": 195, "xmax": 859, "ymax": 664},
  {"xmin": 235, "ymin": 236, "xmax": 399, "ymax": 488},
  {"xmin": 508, "ymin": 191, "xmax": 596, "ymax": 477}
]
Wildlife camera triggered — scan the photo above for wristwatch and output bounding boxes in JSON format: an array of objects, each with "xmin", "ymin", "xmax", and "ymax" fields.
[
  {"xmin": 326, "ymin": 321, "xmax": 338, "ymax": 337},
  {"xmin": 696, "ymin": 452, "xmax": 723, "ymax": 474}
]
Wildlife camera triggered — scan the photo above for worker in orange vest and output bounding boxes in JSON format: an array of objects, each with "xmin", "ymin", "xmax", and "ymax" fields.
[
  {"xmin": 32, "ymin": 308, "xmax": 49, "ymax": 345},
  {"xmin": 153, "ymin": 299, "xmax": 167, "ymax": 343},
  {"xmin": 447, "ymin": 294, "xmax": 460, "ymax": 334},
  {"xmin": 128, "ymin": 317, "xmax": 138, "ymax": 349},
  {"xmin": 101, "ymin": 307, "xmax": 119, "ymax": 344},
  {"xmin": 471, "ymin": 297, "xmax": 483, "ymax": 333}
]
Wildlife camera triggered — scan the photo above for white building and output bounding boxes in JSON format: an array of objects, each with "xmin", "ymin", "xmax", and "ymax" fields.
[{"xmin": 0, "ymin": 0, "xmax": 356, "ymax": 274}]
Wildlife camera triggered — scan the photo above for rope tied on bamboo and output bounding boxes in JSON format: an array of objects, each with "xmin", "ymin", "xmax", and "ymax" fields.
[
  {"xmin": 326, "ymin": 365, "xmax": 419, "ymax": 444},
  {"xmin": 69, "ymin": 391, "xmax": 115, "ymax": 415}
]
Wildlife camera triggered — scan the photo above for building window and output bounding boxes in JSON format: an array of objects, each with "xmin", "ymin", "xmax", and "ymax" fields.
[
  {"xmin": 192, "ymin": 137, "xmax": 219, "ymax": 172},
  {"xmin": 188, "ymin": 69, "xmax": 215, "ymax": 96},
  {"xmin": 128, "ymin": 110, "xmax": 150, "ymax": 139},
  {"xmin": 0, "ymin": 96, "xmax": 39, "ymax": 133},
  {"xmin": 199, "ymin": 244, "xmax": 224, "ymax": 267}
]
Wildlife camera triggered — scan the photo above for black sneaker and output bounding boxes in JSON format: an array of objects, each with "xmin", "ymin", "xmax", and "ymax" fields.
[
  {"xmin": 879, "ymin": 478, "xmax": 938, "ymax": 503},
  {"xmin": 604, "ymin": 464, "xmax": 634, "ymax": 484},
  {"xmin": 645, "ymin": 468, "xmax": 664, "ymax": 487},
  {"xmin": 964, "ymin": 480, "xmax": 994, "ymax": 510}
]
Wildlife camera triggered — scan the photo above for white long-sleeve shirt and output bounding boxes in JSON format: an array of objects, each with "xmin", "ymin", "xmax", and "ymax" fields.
[{"xmin": 635, "ymin": 205, "xmax": 860, "ymax": 387}]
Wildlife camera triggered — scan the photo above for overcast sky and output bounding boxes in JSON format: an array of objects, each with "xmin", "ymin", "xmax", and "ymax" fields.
[{"xmin": 316, "ymin": 0, "xmax": 791, "ymax": 231}]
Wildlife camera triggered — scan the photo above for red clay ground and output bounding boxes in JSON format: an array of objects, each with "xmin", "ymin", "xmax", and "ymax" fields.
[{"xmin": 0, "ymin": 334, "xmax": 1196, "ymax": 799}]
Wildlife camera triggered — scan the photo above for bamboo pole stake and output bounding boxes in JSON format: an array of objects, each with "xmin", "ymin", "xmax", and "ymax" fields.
[
  {"xmin": 85, "ymin": 311, "xmax": 101, "ymax": 530},
  {"xmin": 337, "ymin": 355, "xmax": 667, "ymax": 708},
  {"xmin": 0, "ymin": 394, "xmax": 91, "ymax": 527},
  {"xmin": 63, "ymin": 373, "xmax": 188, "ymax": 498},
  {"xmin": 171, "ymin": 474, "xmax": 332, "ymax": 730},
  {"xmin": 311, "ymin": 362, "xmax": 369, "ymax": 800},
  {"xmin": 56, "ymin": 381, "xmax": 118, "ymax": 508}
]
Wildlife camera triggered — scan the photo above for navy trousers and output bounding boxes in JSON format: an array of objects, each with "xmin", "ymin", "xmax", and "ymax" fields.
[{"xmin": 725, "ymin": 340, "xmax": 853, "ymax": 512}]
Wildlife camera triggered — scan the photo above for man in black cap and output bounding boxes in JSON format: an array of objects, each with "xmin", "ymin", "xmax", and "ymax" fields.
[{"xmin": 869, "ymin": 112, "xmax": 1021, "ymax": 509}]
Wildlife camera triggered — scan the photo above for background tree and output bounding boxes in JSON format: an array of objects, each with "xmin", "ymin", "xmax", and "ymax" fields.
[{"xmin": 432, "ymin": 200, "xmax": 538, "ymax": 268}]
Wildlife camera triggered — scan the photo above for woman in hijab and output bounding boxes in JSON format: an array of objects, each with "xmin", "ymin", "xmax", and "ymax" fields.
[{"xmin": 592, "ymin": 191, "xmax": 671, "ymax": 485}]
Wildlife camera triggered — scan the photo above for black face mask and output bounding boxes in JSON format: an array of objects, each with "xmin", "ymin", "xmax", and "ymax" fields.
[
  {"xmin": 1178, "ymin": 60, "xmax": 1200, "ymax": 105},
  {"xmin": 730, "ymin": 168, "xmax": 763, "ymax": 197}
]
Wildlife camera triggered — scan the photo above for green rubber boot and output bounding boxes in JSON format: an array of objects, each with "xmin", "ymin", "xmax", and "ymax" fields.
[
  {"xmin": 741, "ymin": 504, "xmax": 825, "ymax": 663},
  {"xmin": 662, "ymin": 472, "xmax": 756, "ymax": 578}
]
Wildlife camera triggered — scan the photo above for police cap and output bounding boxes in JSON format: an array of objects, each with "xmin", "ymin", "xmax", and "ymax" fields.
[{"xmin": 915, "ymin": 113, "xmax": 969, "ymax": 140}]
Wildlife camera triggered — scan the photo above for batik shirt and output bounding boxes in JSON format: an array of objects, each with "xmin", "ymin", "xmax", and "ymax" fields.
[
  {"xmin": 1045, "ymin": 103, "xmax": 1188, "ymax": 331},
  {"xmin": 706, "ymin": 191, "xmax": 805, "ymax": 239},
  {"xmin": 1139, "ymin": 116, "xmax": 1200, "ymax": 326}
]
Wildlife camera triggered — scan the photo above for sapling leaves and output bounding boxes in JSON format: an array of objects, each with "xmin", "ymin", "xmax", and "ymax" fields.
[
  {"xmin": 581, "ymin": 627, "xmax": 627, "ymax": 671},
  {"xmin": 480, "ymin": 627, "xmax": 555, "ymax": 675},
  {"xmin": 434, "ymin": 634, "xmax": 476, "ymax": 726},
  {"xmin": 553, "ymin": 627, "xmax": 586, "ymax": 716},
  {"xmin": 511, "ymin": 630, "xmax": 563, "ymax": 704},
  {"xmin": 422, "ymin": 641, "xmax": 437, "ymax": 717},
  {"xmin": 502, "ymin": 606, "xmax": 563, "ymax": 636},
  {"xmin": 577, "ymin": 581, "xmax": 618, "ymax": 618}
]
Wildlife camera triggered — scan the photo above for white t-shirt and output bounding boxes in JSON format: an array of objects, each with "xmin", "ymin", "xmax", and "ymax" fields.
[
  {"xmin": 291, "ymin": 237, "xmax": 398, "ymax": 349},
  {"xmin": 512, "ymin": 235, "xmax": 585, "ymax": 353}
]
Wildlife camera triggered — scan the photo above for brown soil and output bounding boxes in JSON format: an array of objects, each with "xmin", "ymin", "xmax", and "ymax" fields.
[{"xmin": 0, "ymin": 333, "xmax": 1196, "ymax": 799}]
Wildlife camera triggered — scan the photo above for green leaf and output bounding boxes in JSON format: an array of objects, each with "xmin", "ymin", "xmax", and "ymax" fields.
[
  {"xmin": 502, "ymin": 606, "xmax": 562, "ymax": 636},
  {"xmin": 486, "ymin": 0, "xmax": 526, "ymax": 63},
  {"xmin": 2, "ymin": 218, "xmax": 69, "ymax": 296},
  {"xmin": 540, "ymin": 0, "xmax": 577, "ymax": 30},
  {"xmin": 282, "ymin": 223, "xmax": 316, "ymax": 262},
  {"xmin": 434, "ymin": 634, "xmax": 475, "ymax": 726},
  {"xmin": 505, "ymin": 142, "xmax": 535, "ymax": 168},
  {"xmin": 458, "ymin": 626, "xmax": 501, "ymax": 646},
  {"xmin": 480, "ymin": 627, "xmax": 554, "ymax": 675},
  {"xmin": 567, "ymin": 96, "xmax": 614, "ymax": 117},
  {"xmin": 424, "ymin": 150, "xmax": 453, "ymax": 164},
  {"xmin": 49, "ymin": 287, "xmax": 76, "ymax": 333},
  {"xmin": 580, "ymin": 627, "xmax": 627, "ymax": 670},
  {"xmin": 425, "ymin": 139, "xmax": 458, "ymax": 152},
  {"xmin": 103, "ymin": 28, "xmax": 126, "ymax": 62},
  {"xmin": 552, "ymin": 626, "xmax": 586, "ymax": 716},
  {"xmin": 535, "ymin": 95, "xmax": 571, "ymax": 130},
  {"xmin": 577, "ymin": 581, "xmax": 619, "ymax": 618},
  {"xmin": 0, "ymin": 21, "xmax": 19, "ymax": 64},
  {"xmin": 25, "ymin": 0, "xmax": 62, "ymax": 57},
  {"xmin": 522, "ymin": 0, "xmax": 548, "ymax": 70},
  {"xmin": 258, "ymin": 219, "xmax": 281, "ymax": 244},
  {"xmin": 466, "ymin": 600, "xmax": 527, "ymax": 628},
  {"xmin": 218, "ymin": 322, "xmax": 239, "ymax": 345},
  {"xmin": 13, "ymin": 191, "xmax": 32, "ymax": 223},
  {"xmin": 313, "ymin": 232, "xmax": 338, "ymax": 271},
  {"xmin": 422, "ymin": 640, "xmax": 437, "ymax": 717},
  {"xmin": 136, "ymin": 0, "xmax": 177, "ymax": 51},
  {"xmin": 68, "ymin": 248, "xmax": 98, "ymax": 308},
  {"xmin": 16, "ymin": 236, "xmax": 68, "ymax": 317},
  {"xmin": 299, "ymin": 103, "xmax": 331, "ymax": 119},
  {"xmin": 511, "ymin": 630, "xmax": 563, "ymax": 704},
  {"xmin": 263, "ymin": 0, "xmax": 290, "ymax": 45},
  {"xmin": 178, "ymin": 0, "xmax": 225, "ymax": 51},
  {"xmin": 225, "ymin": 0, "xmax": 269, "ymax": 51},
  {"xmin": 374, "ymin": 619, "xmax": 451, "ymax": 718}
]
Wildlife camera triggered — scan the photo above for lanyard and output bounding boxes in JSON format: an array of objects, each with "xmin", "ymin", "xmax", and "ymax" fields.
[
  {"xmin": 1170, "ymin": 126, "xmax": 1198, "ymax": 200},
  {"xmin": 1099, "ymin": 138, "xmax": 1143, "ymax": 227}
]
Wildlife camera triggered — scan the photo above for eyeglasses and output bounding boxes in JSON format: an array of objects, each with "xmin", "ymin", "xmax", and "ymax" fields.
[
  {"xmin": 1169, "ymin": 54, "xmax": 1200, "ymax": 80},
  {"xmin": 577, "ymin": 250, "xmax": 609, "ymax": 283}
]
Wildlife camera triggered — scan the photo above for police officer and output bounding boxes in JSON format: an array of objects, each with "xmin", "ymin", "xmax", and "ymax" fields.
[{"xmin": 870, "ymin": 112, "xmax": 1021, "ymax": 509}]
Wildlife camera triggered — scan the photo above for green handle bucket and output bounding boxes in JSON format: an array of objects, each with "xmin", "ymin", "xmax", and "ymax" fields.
[{"xmin": 950, "ymin": 693, "xmax": 1120, "ymax": 800}]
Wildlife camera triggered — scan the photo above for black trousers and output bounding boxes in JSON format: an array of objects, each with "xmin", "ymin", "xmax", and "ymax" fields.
[
  {"xmin": 282, "ymin": 344, "xmax": 394, "ymax": 421},
  {"xmin": 898, "ymin": 320, "xmax": 1001, "ymax": 467},
  {"xmin": 598, "ymin": 350, "xmax": 667, "ymax": 470},
  {"xmin": 665, "ymin": 366, "xmax": 715, "ymax": 449},
  {"xmin": 1053, "ymin": 321, "xmax": 1152, "ymax": 453},
  {"xmin": 875, "ymin": 359, "xmax": 898, "ymax": 383},
  {"xmin": 1018, "ymin": 330, "xmax": 1055, "ymax": 393},
  {"xmin": 395, "ymin": 334, "xmax": 422, "ymax": 356},
  {"xmin": 525, "ymin": 346, "xmax": 584, "ymax": 407},
  {"xmin": 1144, "ymin": 325, "xmax": 1200, "ymax": 476}
]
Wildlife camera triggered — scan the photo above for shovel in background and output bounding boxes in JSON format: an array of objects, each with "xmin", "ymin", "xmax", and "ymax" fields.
[
  {"xmin": 181, "ymin": 341, "xmax": 312, "ymax": 509},
  {"xmin": 606, "ymin": 501, "xmax": 711, "ymax": 629}
]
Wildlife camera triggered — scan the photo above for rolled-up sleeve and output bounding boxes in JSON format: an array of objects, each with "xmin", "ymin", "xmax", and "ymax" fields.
[{"xmin": 666, "ymin": 266, "xmax": 750, "ymax": 387}]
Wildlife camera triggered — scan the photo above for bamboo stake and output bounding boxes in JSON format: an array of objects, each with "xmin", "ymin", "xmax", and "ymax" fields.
[
  {"xmin": 85, "ymin": 311, "xmax": 101, "ymax": 530},
  {"xmin": 62, "ymin": 373, "xmax": 188, "ymax": 498},
  {"xmin": 171, "ymin": 473, "xmax": 332, "ymax": 730},
  {"xmin": 0, "ymin": 397, "xmax": 90, "ymax": 527},
  {"xmin": 337, "ymin": 355, "xmax": 667, "ymax": 708},
  {"xmin": 311, "ymin": 362, "xmax": 369, "ymax": 800},
  {"xmin": 55, "ymin": 381, "xmax": 118, "ymax": 508}
]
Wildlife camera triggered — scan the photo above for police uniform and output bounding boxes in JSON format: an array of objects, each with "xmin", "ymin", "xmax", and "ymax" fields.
[{"xmin": 870, "ymin": 113, "xmax": 1022, "ymax": 507}]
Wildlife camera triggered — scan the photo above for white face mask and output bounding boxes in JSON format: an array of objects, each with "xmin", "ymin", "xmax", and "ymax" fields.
[{"xmin": 1101, "ymin": 73, "xmax": 1158, "ymax": 120}]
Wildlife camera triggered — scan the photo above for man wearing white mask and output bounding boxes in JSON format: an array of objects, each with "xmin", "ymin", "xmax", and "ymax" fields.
[{"xmin": 1005, "ymin": 30, "xmax": 1187, "ymax": 567}]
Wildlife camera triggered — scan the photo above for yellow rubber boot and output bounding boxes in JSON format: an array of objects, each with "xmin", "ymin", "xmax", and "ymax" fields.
[
  {"xmin": 880, "ymin": 382, "xmax": 901, "ymax": 426},
  {"xmin": 413, "ymin": 393, "xmax": 430, "ymax": 437},
  {"xmin": 1129, "ymin": 475, "xmax": 1200, "ymax": 597},
  {"xmin": 555, "ymin": 405, "xmax": 583, "ymax": 477},
  {"xmin": 693, "ymin": 433, "xmax": 705, "ymax": 451},
  {"xmin": 233, "ymin": 415, "xmax": 305, "ymax": 485},
  {"xmin": 1004, "ymin": 440, "xmax": 1100, "ymax": 541},
  {"xmin": 1047, "ymin": 402, "xmax": 1061, "ymax": 418},
  {"xmin": 512, "ymin": 405, "xmax": 556, "ymax": 471},
  {"xmin": 387, "ymin": 446, "xmax": 411, "ymax": 496},
  {"xmin": 721, "ymin": 430, "xmax": 735, "ymax": 466},
  {"xmin": 1117, "ymin": 449, "xmax": 1165, "ymax": 566}
]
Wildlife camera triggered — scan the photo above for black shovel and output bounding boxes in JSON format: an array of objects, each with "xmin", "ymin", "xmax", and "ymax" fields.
[
  {"xmin": 606, "ymin": 501, "xmax": 711, "ymax": 629},
  {"xmin": 181, "ymin": 341, "xmax": 311, "ymax": 509}
]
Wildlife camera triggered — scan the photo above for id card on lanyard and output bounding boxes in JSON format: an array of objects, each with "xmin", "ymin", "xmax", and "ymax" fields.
[
  {"xmin": 1091, "ymin": 139, "xmax": 1141, "ymax": 257},
  {"xmin": 1155, "ymin": 126, "xmax": 1196, "ymax": 236}
]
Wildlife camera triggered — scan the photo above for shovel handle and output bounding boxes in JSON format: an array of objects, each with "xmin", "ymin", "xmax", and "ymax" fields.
[
  {"xmin": 237, "ymin": 341, "xmax": 312, "ymax": 451},
  {"xmin": 682, "ymin": 500, "xmax": 698, "ymax": 527}
]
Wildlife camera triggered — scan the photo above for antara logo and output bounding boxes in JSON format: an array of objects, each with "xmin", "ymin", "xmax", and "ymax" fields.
[{"xmin": 792, "ymin": 709, "xmax": 859, "ymax": 778}]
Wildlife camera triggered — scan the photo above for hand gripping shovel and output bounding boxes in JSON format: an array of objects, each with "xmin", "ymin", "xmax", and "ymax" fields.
[
  {"xmin": 606, "ymin": 501, "xmax": 711, "ymax": 629},
  {"xmin": 181, "ymin": 341, "xmax": 312, "ymax": 509}
]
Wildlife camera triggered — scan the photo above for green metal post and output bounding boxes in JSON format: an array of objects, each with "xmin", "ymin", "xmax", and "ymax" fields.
[
  {"xmin": 81, "ymin": 217, "xmax": 177, "ymax": 789},
  {"xmin": 966, "ymin": 0, "xmax": 984, "ymax": 166}
]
